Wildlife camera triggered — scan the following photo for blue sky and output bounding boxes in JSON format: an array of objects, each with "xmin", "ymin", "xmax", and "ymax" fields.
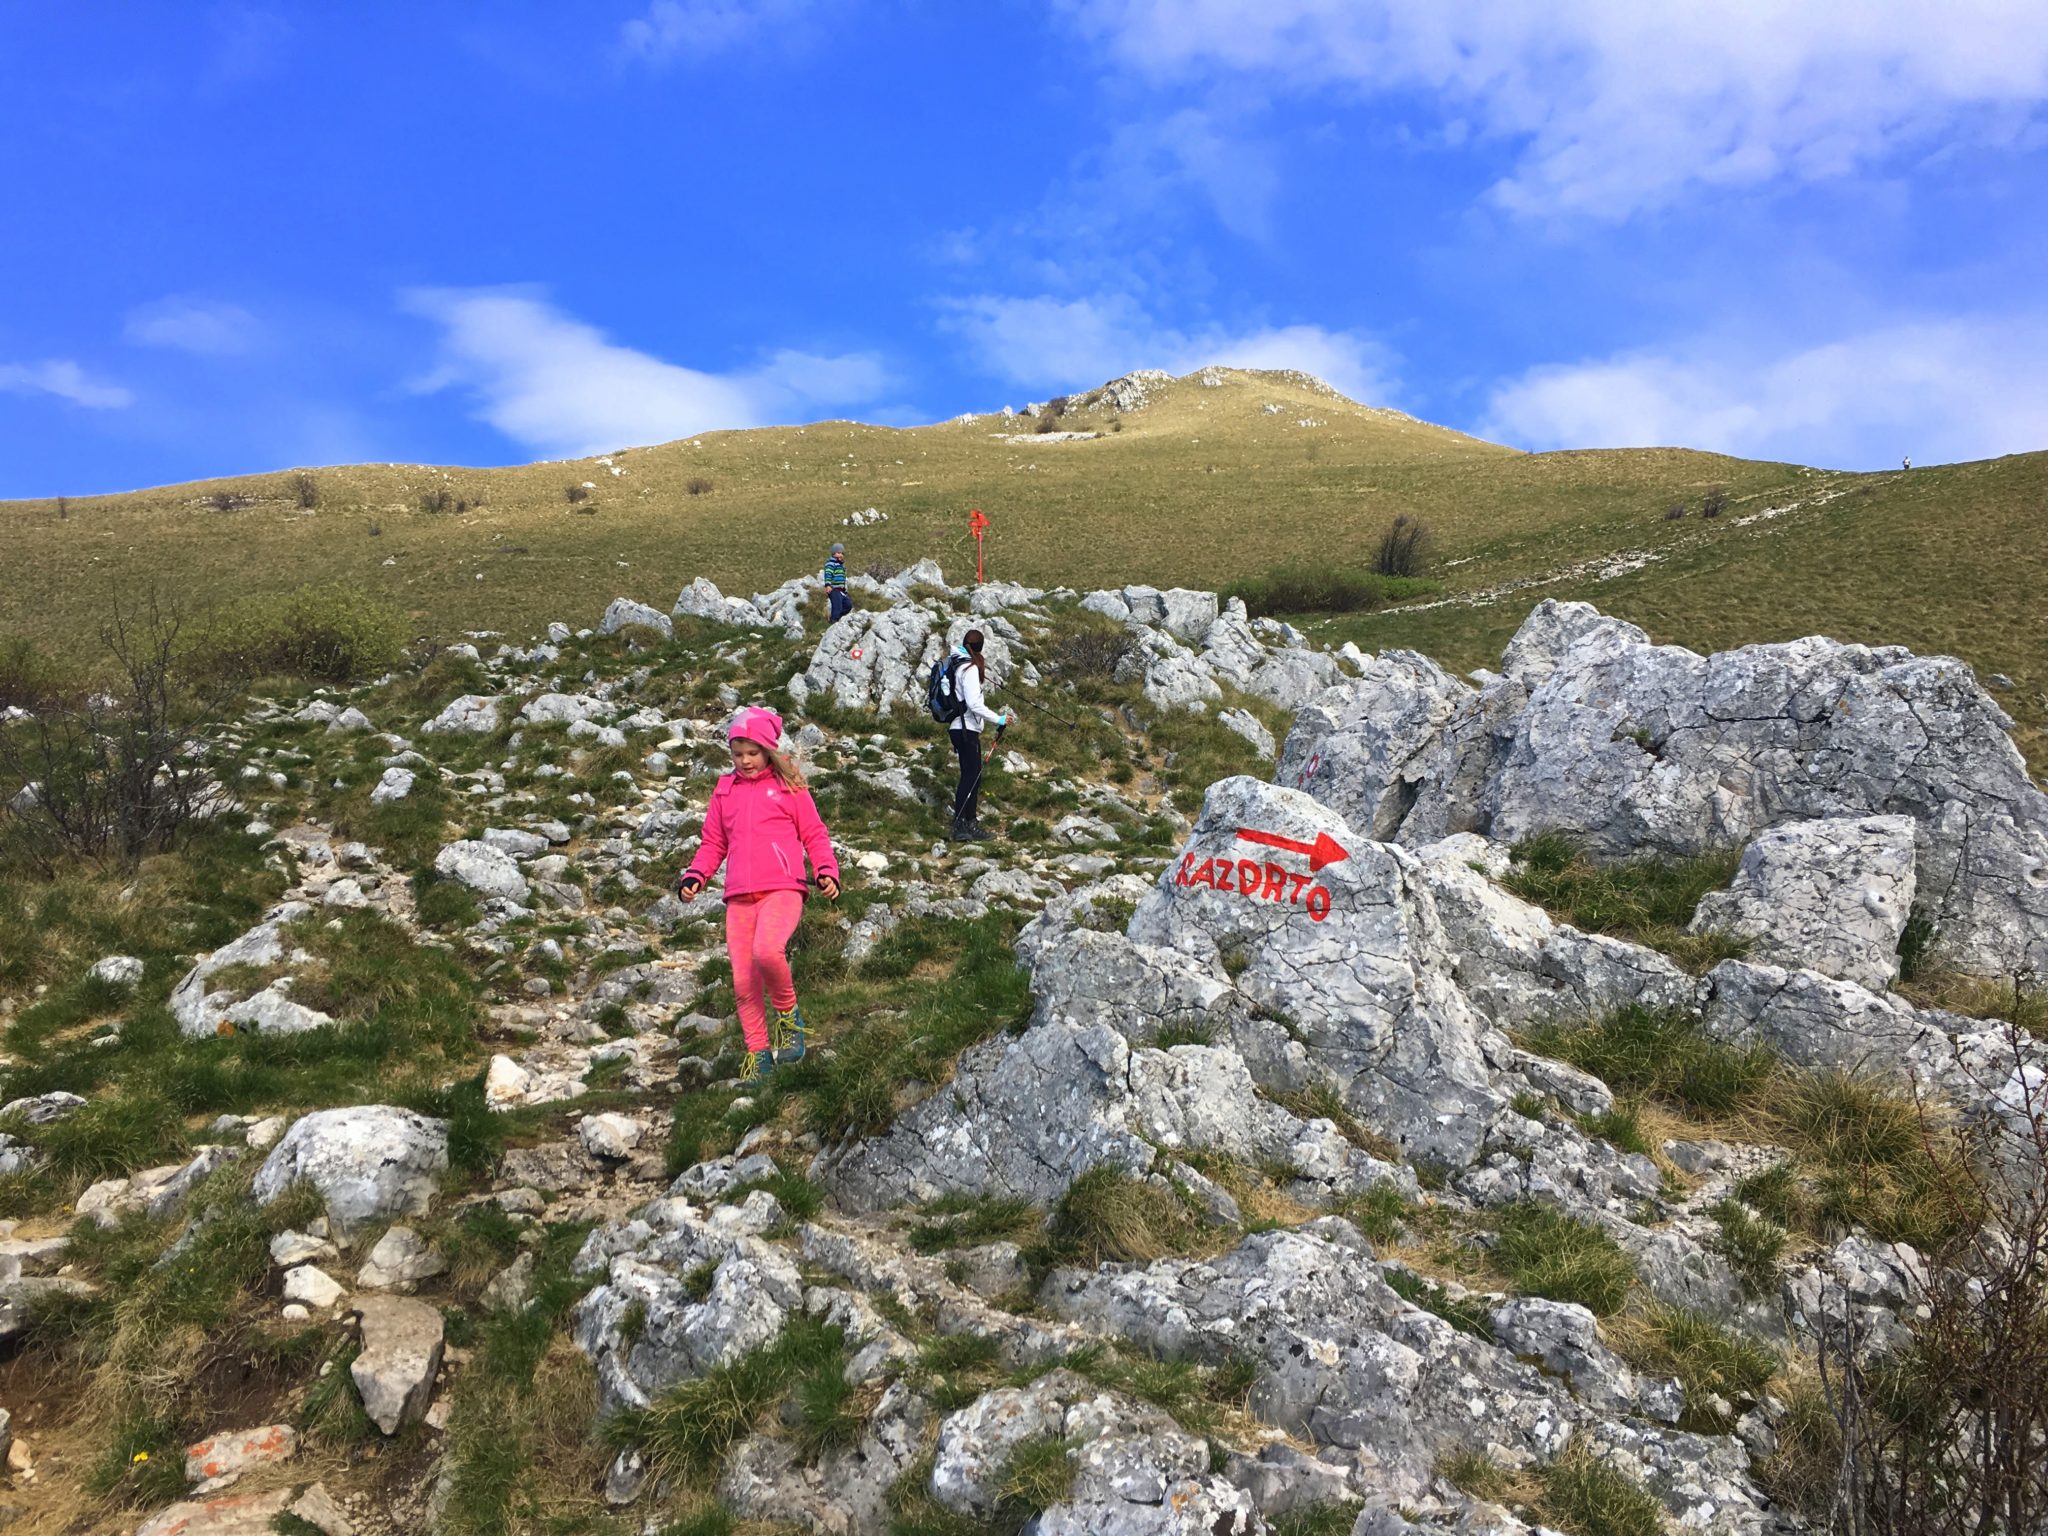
[{"xmin": 3, "ymin": 1, "xmax": 2045, "ymax": 496}]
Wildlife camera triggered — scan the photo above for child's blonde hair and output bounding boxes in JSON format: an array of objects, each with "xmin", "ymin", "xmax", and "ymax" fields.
[{"xmin": 763, "ymin": 743, "xmax": 807, "ymax": 791}]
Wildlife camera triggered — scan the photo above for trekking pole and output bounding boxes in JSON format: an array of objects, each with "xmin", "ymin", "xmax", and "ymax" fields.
[{"xmin": 1011, "ymin": 693, "xmax": 1084, "ymax": 732}]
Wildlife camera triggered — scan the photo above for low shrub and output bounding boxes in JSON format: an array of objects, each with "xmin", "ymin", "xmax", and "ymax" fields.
[
  {"xmin": 0, "ymin": 594, "xmax": 231, "ymax": 868},
  {"xmin": 909, "ymin": 1193, "xmax": 1040, "ymax": 1254},
  {"xmin": 0, "ymin": 636, "xmax": 79, "ymax": 712},
  {"xmin": 995, "ymin": 1435, "xmax": 1078, "ymax": 1524},
  {"xmin": 194, "ymin": 583, "xmax": 406, "ymax": 682},
  {"xmin": 1373, "ymin": 513, "xmax": 1432, "ymax": 577},
  {"xmin": 602, "ymin": 1318, "xmax": 848, "ymax": 1481},
  {"xmin": 1223, "ymin": 566, "xmax": 1440, "ymax": 619},
  {"xmin": 685, "ymin": 477, "xmax": 714, "ymax": 495}
]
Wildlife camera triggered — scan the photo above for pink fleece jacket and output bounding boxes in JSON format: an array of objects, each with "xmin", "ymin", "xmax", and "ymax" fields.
[{"xmin": 683, "ymin": 770, "xmax": 841, "ymax": 899}]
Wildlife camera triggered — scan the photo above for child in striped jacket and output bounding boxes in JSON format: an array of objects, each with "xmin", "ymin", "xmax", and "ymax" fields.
[{"xmin": 823, "ymin": 544, "xmax": 851, "ymax": 623}]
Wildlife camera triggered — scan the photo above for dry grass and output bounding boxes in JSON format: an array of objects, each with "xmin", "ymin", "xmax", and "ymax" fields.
[{"xmin": 8, "ymin": 366, "xmax": 2036, "ymax": 763}]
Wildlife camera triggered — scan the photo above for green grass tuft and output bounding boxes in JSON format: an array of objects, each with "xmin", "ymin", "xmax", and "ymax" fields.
[
  {"xmin": 1044, "ymin": 1166, "xmax": 1203, "ymax": 1267},
  {"xmin": 1536, "ymin": 1447, "xmax": 1667, "ymax": 1536},
  {"xmin": 1505, "ymin": 834, "xmax": 1747, "ymax": 972},
  {"xmin": 1521, "ymin": 1004, "xmax": 1775, "ymax": 1118},
  {"xmin": 1492, "ymin": 1202, "xmax": 1637, "ymax": 1316}
]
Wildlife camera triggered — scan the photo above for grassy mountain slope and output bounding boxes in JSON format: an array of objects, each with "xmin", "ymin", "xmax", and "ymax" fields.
[{"xmin": 5, "ymin": 366, "xmax": 2042, "ymax": 764}]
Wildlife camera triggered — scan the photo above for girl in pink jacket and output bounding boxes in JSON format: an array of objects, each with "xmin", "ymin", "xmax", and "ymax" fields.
[{"xmin": 677, "ymin": 707, "xmax": 841, "ymax": 1079}]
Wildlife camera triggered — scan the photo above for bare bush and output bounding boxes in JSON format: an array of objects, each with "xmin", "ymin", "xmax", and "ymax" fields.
[
  {"xmin": 1042, "ymin": 624, "xmax": 1138, "ymax": 681},
  {"xmin": 1701, "ymin": 488, "xmax": 1728, "ymax": 519},
  {"xmin": 203, "ymin": 490, "xmax": 251, "ymax": 512},
  {"xmin": 1374, "ymin": 513, "xmax": 1432, "ymax": 578},
  {"xmin": 564, "ymin": 484, "xmax": 591, "ymax": 505},
  {"xmin": 1783, "ymin": 1018, "xmax": 2048, "ymax": 1535},
  {"xmin": 863, "ymin": 558, "xmax": 902, "ymax": 582},
  {"xmin": 1665, "ymin": 502, "xmax": 1688, "ymax": 520},
  {"xmin": 56, "ymin": 495, "xmax": 69, "ymax": 521},
  {"xmin": 290, "ymin": 472, "xmax": 320, "ymax": 509},
  {"xmin": 418, "ymin": 487, "xmax": 460, "ymax": 514},
  {"xmin": 0, "ymin": 594, "xmax": 233, "ymax": 869},
  {"xmin": 685, "ymin": 477, "xmax": 714, "ymax": 496},
  {"xmin": 0, "ymin": 638, "xmax": 78, "ymax": 714}
]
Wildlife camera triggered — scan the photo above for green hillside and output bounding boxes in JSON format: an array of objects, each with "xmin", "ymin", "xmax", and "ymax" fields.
[{"xmin": 5, "ymin": 366, "xmax": 2042, "ymax": 766}]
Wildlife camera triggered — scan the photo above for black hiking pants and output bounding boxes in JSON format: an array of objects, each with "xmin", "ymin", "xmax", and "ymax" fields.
[{"xmin": 950, "ymin": 725, "xmax": 983, "ymax": 828}]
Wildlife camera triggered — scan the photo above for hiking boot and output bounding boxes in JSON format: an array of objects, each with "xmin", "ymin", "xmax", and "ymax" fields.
[
  {"xmin": 772, "ymin": 1005, "xmax": 807, "ymax": 1065},
  {"xmin": 745, "ymin": 1048, "xmax": 776, "ymax": 1082},
  {"xmin": 953, "ymin": 820, "xmax": 990, "ymax": 842}
]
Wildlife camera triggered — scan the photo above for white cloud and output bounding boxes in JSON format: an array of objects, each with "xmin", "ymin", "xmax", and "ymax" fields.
[
  {"xmin": 1062, "ymin": 0, "xmax": 2048, "ymax": 218},
  {"xmin": 0, "ymin": 359, "xmax": 134, "ymax": 410},
  {"xmin": 619, "ymin": 0, "xmax": 812, "ymax": 63},
  {"xmin": 124, "ymin": 297, "xmax": 261, "ymax": 356},
  {"xmin": 939, "ymin": 292, "xmax": 1399, "ymax": 405},
  {"xmin": 1482, "ymin": 315, "xmax": 2048, "ymax": 468},
  {"xmin": 401, "ymin": 286, "xmax": 890, "ymax": 457}
]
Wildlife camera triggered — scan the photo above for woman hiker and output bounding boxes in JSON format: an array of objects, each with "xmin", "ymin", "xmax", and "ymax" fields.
[
  {"xmin": 947, "ymin": 628, "xmax": 1008, "ymax": 842},
  {"xmin": 824, "ymin": 543, "xmax": 851, "ymax": 623},
  {"xmin": 676, "ymin": 706, "xmax": 841, "ymax": 1080}
]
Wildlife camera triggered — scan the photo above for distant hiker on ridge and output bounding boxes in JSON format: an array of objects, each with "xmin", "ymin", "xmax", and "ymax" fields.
[
  {"xmin": 676, "ymin": 706, "xmax": 841, "ymax": 1081},
  {"xmin": 824, "ymin": 542, "xmax": 851, "ymax": 623}
]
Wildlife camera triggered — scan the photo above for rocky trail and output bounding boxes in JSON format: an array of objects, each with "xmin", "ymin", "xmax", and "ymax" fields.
[{"xmin": 1, "ymin": 557, "xmax": 2045, "ymax": 1535}]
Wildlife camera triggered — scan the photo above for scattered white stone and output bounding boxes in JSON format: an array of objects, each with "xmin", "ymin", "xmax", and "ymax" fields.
[{"xmin": 352, "ymin": 1295, "xmax": 445, "ymax": 1434}]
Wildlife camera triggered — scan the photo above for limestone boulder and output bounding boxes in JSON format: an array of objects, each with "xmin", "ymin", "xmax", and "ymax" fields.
[
  {"xmin": 1691, "ymin": 814, "xmax": 1917, "ymax": 990},
  {"xmin": 598, "ymin": 597, "xmax": 673, "ymax": 641},
  {"xmin": 421, "ymin": 694, "xmax": 499, "ymax": 735},
  {"xmin": 1130, "ymin": 776, "xmax": 1503, "ymax": 1166},
  {"xmin": 252, "ymin": 1106, "xmax": 449, "ymax": 1237},
  {"xmin": 433, "ymin": 839, "xmax": 529, "ymax": 903}
]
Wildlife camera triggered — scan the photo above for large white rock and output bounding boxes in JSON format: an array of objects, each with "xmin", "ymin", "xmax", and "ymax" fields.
[
  {"xmin": 252, "ymin": 1106, "xmax": 449, "ymax": 1237},
  {"xmin": 672, "ymin": 576, "xmax": 766, "ymax": 627},
  {"xmin": 571, "ymin": 1192, "xmax": 803, "ymax": 1411},
  {"xmin": 1277, "ymin": 652, "xmax": 1473, "ymax": 839},
  {"xmin": 800, "ymin": 603, "xmax": 937, "ymax": 713},
  {"xmin": 519, "ymin": 692, "xmax": 610, "ymax": 727},
  {"xmin": 169, "ymin": 902, "xmax": 314, "ymax": 1037},
  {"xmin": 1691, "ymin": 814, "xmax": 1917, "ymax": 990},
  {"xmin": 369, "ymin": 766, "xmax": 415, "ymax": 804},
  {"xmin": 421, "ymin": 694, "xmax": 500, "ymax": 735},
  {"xmin": 433, "ymin": 839, "xmax": 529, "ymax": 902},
  {"xmin": 88, "ymin": 954, "xmax": 145, "ymax": 987},
  {"xmin": 598, "ymin": 598, "xmax": 673, "ymax": 641},
  {"xmin": 1130, "ymin": 776, "xmax": 1504, "ymax": 1166},
  {"xmin": 1356, "ymin": 599, "xmax": 2048, "ymax": 976},
  {"xmin": 355, "ymin": 1226, "xmax": 448, "ymax": 1293},
  {"xmin": 352, "ymin": 1294, "xmax": 444, "ymax": 1434}
]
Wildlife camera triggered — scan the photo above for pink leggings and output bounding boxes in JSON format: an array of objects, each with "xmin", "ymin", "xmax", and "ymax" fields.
[{"xmin": 726, "ymin": 890, "xmax": 804, "ymax": 1053}]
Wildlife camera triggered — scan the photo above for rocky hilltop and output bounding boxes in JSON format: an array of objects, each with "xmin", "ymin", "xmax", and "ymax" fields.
[{"xmin": 1, "ymin": 558, "xmax": 2044, "ymax": 1535}]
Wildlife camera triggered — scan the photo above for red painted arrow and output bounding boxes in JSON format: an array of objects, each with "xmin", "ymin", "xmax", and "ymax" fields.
[{"xmin": 1236, "ymin": 827, "xmax": 1350, "ymax": 872}]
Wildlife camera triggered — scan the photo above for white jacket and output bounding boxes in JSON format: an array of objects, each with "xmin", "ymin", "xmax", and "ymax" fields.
[{"xmin": 953, "ymin": 652, "xmax": 1004, "ymax": 733}]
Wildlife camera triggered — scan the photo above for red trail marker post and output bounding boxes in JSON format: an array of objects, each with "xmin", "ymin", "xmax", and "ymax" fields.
[{"xmin": 968, "ymin": 507, "xmax": 989, "ymax": 583}]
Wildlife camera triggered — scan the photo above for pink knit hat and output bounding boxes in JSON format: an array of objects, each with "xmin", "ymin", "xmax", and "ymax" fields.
[{"xmin": 728, "ymin": 706, "xmax": 784, "ymax": 750}]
